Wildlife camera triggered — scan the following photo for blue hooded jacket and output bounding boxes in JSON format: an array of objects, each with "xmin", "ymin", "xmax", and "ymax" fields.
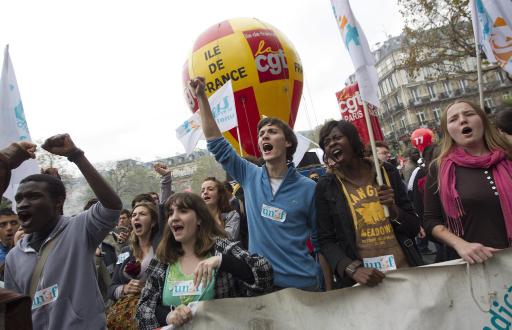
[{"xmin": 208, "ymin": 137, "xmax": 319, "ymax": 288}]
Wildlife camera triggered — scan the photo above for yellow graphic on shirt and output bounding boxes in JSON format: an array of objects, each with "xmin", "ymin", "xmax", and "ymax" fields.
[{"xmin": 355, "ymin": 201, "xmax": 385, "ymax": 226}]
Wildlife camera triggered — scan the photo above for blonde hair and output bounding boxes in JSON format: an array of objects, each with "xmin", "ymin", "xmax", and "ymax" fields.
[{"xmin": 432, "ymin": 100, "xmax": 512, "ymax": 176}]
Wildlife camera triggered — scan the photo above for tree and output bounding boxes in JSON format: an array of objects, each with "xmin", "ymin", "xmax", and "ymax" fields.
[
  {"xmin": 190, "ymin": 155, "xmax": 226, "ymax": 194},
  {"xmin": 398, "ymin": 0, "xmax": 493, "ymax": 79},
  {"xmin": 101, "ymin": 160, "xmax": 160, "ymax": 209}
]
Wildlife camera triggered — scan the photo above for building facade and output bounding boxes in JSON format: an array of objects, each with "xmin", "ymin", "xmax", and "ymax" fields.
[{"xmin": 352, "ymin": 35, "xmax": 512, "ymax": 149}]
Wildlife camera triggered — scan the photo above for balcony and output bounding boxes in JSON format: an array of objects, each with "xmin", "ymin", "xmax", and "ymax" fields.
[
  {"xmin": 393, "ymin": 103, "xmax": 405, "ymax": 112},
  {"xmin": 409, "ymin": 98, "xmax": 422, "ymax": 106}
]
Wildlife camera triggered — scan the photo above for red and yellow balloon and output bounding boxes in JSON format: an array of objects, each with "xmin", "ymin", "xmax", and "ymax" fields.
[{"xmin": 183, "ymin": 18, "xmax": 304, "ymax": 157}]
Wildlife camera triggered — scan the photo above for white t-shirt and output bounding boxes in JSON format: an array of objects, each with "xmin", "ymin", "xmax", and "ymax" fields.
[{"xmin": 270, "ymin": 177, "xmax": 284, "ymax": 196}]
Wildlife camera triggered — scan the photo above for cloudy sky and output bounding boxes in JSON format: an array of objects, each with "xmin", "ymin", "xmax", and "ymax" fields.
[{"xmin": 0, "ymin": 0, "xmax": 404, "ymax": 163}]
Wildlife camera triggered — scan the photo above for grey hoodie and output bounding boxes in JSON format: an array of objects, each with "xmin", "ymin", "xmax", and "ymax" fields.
[{"xmin": 4, "ymin": 202, "xmax": 120, "ymax": 329}]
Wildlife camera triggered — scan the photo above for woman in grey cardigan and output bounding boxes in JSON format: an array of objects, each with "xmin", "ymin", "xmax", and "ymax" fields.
[{"xmin": 201, "ymin": 176, "xmax": 240, "ymax": 241}]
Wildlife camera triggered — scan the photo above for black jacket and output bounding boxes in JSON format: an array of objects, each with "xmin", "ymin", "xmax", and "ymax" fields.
[{"xmin": 315, "ymin": 161, "xmax": 421, "ymax": 288}]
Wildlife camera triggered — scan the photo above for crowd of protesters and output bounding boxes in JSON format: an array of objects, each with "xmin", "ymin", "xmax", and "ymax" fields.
[{"xmin": 0, "ymin": 85, "xmax": 511, "ymax": 328}]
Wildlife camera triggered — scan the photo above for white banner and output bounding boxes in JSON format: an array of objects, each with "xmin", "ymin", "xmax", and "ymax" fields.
[
  {"xmin": 0, "ymin": 45, "xmax": 39, "ymax": 205},
  {"xmin": 175, "ymin": 111, "xmax": 203, "ymax": 155},
  {"xmin": 470, "ymin": 0, "xmax": 512, "ymax": 74},
  {"xmin": 331, "ymin": 0, "xmax": 380, "ymax": 107},
  {"xmin": 292, "ymin": 132, "xmax": 313, "ymax": 167},
  {"xmin": 188, "ymin": 248, "xmax": 512, "ymax": 329},
  {"xmin": 176, "ymin": 80, "xmax": 238, "ymax": 154},
  {"xmin": 209, "ymin": 80, "xmax": 237, "ymax": 133}
]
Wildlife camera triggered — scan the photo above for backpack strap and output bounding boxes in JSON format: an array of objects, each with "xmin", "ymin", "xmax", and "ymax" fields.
[{"xmin": 28, "ymin": 230, "xmax": 63, "ymax": 299}]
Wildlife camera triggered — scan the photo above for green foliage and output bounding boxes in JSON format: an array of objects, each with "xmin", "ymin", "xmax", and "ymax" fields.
[
  {"xmin": 397, "ymin": 0, "xmax": 486, "ymax": 79},
  {"xmin": 190, "ymin": 155, "xmax": 226, "ymax": 195},
  {"xmin": 101, "ymin": 161, "xmax": 160, "ymax": 209},
  {"xmin": 0, "ymin": 197, "xmax": 12, "ymax": 209}
]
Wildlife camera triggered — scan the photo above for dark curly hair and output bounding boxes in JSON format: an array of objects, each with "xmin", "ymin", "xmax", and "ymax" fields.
[{"xmin": 318, "ymin": 120, "xmax": 364, "ymax": 159}]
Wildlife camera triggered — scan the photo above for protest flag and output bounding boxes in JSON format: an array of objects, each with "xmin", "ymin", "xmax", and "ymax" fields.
[
  {"xmin": 470, "ymin": 0, "xmax": 512, "ymax": 107},
  {"xmin": 331, "ymin": 0, "xmax": 388, "ymax": 215},
  {"xmin": 176, "ymin": 80, "xmax": 238, "ymax": 155},
  {"xmin": 0, "ymin": 45, "xmax": 39, "ymax": 207}
]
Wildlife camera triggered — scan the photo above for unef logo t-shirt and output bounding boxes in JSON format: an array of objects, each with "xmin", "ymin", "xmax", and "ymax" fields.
[{"xmin": 342, "ymin": 181, "xmax": 408, "ymax": 271}]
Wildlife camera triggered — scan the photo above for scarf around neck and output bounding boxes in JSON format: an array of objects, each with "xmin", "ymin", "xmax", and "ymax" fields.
[{"xmin": 439, "ymin": 146, "xmax": 512, "ymax": 246}]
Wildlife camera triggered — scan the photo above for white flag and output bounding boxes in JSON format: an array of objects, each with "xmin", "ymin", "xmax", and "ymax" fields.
[
  {"xmin": 470, "ymin": 0, "xmax": 512, "ymax": 74},
  {"xmin": 292, "ymin": 132, "xmax": 313, "ymax": 167},
  {"xmin": 331, "ymin": 0, "xmax": 380, "ymax": 107},
  {"xmin": 176, "ymin": 111, "xmax": 203, "ymax": 155},
  {"xmin": 0, "ymin": 45, "xmax": 39, "ymax": 206},
  {"xmin": 209, "ymin": 80, "xmax": 238, "ymax": 133},
  {"xmin": 176, "ymin": 80, "xmax": 238, "ymax": 154}
]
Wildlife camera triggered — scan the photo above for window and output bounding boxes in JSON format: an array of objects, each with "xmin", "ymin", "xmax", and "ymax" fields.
[
  {"xmin": 484, "ymin": 97, "xmax": 495, "ymax": 111},
  {"xmin": 497, "ymin": 70, "xmax": 505, "ymax": 83},
  {"xmin": 427, "ymin": 84, "xmax": 436, "ymax": 99},
  {"xmin": 443, "ymin": 81, "xmax": 452, "ymax": 95},
  {"xmin": 411, "ymin": 87, "xmax": 420, "ymax": 101},
  {"xmin": 459, "ymin": 79, "xmax": 467, "ymax": 91},
  {"xmin": 400, "ymin": 116, "xmax": 407, "ymax": 128},
  {"xmin": 383, "ymin": 101, "xmax": 389, "ymax": 112},
  {"xmin": 387, "ymin": 77, "xmax": 395, "ymax": 90},
  {"xmin": 394, "ymin": 94, "xmax": 402, "ymax": 106},
  {"xmin": 416, "ymin": 112, "xmax": 426, "ymax": 125},
  {"xmin": 433, "ymin": 107, "xmax": 441, "ymax": 121}
]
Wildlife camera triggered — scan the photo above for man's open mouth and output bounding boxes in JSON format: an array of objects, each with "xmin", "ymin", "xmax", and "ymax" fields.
[{"xmin": 262, "ymin": 143, "xmax": 273, "ymax": 153}]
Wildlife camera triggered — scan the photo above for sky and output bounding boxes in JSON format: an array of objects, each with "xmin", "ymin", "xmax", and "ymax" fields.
[{"xmin": 0, "ymin": 0, "xmax": 404, "ymax": 164}]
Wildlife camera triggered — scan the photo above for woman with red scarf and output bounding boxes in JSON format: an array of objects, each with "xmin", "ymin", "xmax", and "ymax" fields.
[{"xmin": 424, "ymin": 100, "xmax": 512, "ymax": 263}]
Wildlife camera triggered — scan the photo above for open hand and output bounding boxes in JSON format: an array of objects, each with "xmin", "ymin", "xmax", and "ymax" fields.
[
  {"xmin": 42, "ymin": 134, "xmax": 78, "ymax": 157},
  {"xmin": 193, "ymin": 255, "xmax": 221, "ymax": 290},
  {"xmin": 189, "ymin": 77, "xmax": 206, "ymax": 99},
  {"xmin": 153, "ymin": 163, "xmax": 171, "ymax": 176},
  {"xmin": 453, "ymin": 241, "xmax": 499, "ymax": 264}
]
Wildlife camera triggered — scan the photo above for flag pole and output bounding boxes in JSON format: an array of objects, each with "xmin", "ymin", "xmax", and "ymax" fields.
[
  {"xmin": 236, "ymin": 126, "xmax": 243, "ymax": 157},
  {"xmin": 362, "ymin": 100, "xmax": 389, "ymax": 217},
  {"xmin": 471, "ymin": 0, "xmax": 485, "ymax": 109}
]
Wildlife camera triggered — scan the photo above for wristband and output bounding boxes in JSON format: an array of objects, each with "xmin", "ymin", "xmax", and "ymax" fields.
[{"xmin": 67, "ymin": 148, "xmax": 84, "ymax": 163}]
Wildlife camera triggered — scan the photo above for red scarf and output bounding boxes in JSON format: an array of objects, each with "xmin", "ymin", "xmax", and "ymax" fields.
[{"xmin": 439, "ymin": 146, "xmax": 512, "ymax": 246}]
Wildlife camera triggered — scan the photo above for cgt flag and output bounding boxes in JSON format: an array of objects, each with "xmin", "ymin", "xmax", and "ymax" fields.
[
  {"xmin": 470, "ymin": 0, "xmax": 512, "ymax": 74},
  {"xmin": 336, "ymin": 83, "xmax": 384, "ymax": 145},
  {"xmin": 0, "ymin": 45, "xmax": 39, "ymax": 207},
  {"xmin": 331, "ymin": 0, "xmax": 380, "ymax": 107},
  {"xmin": 176, "ymin": 80, "xmax": 238, "ymax": 154}
]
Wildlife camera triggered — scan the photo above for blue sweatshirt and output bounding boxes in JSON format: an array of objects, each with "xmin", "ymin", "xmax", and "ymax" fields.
[{"xmin": 208, "ymin": 137, "xmax": 319, "ymax": 288}]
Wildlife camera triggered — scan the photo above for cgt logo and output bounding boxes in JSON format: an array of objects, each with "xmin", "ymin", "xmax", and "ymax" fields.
[{"xmin": 243, "ymin": 29, "xmax": 289, "ymax": 83}]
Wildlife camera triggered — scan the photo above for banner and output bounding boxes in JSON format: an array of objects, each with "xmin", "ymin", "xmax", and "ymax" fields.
[
  {"xmin": 187, "ymin": 248, "xmax": 512, "ymax": 329},
  {"xmin": 336, "ymin": 83, "xmax": 384, "ymax": 145},
  {"xmin": 292, "ymin": 132, "xmax": 312, "ymax": 167},
  {"xmin": 176, "ymin": 80, "xmax": 238, "ymax": 155},
  {"xmin": 0, "ymin": 45, "xmax": 39, "ymax": 206},
  {"xmin": 470, "ymin": 0, "xmax": 512, "ymax": 74},
  {"xmin": 331, "ymin": 0, "xmax": 380, "ymax": 107}
]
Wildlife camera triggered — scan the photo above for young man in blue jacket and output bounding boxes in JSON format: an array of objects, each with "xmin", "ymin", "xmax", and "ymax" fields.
[{"xmin": 190, "ymin": 77, "xmax": 320, "ymax": 290}]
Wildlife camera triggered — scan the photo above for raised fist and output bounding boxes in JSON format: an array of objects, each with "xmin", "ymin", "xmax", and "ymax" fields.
[
  {"xmin": 189, "ymin": 77, "xmax": 206, "ymax": 98},
  {"xmin": 42, "ymin": 134, "xmax": 79, "ymax": 157},
  {"xmin": 153, "ymin": 163, "xmax": 171, "ymax": 176}
]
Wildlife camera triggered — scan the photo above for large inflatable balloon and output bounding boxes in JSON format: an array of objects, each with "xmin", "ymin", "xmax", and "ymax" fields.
[
  {"xmin": 183, "ymin": 18, "xmax": 303, "ymax": 157},
  {"xmin": 410, "ymin": 128, "xmax": 434, "ymax": 153}
]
